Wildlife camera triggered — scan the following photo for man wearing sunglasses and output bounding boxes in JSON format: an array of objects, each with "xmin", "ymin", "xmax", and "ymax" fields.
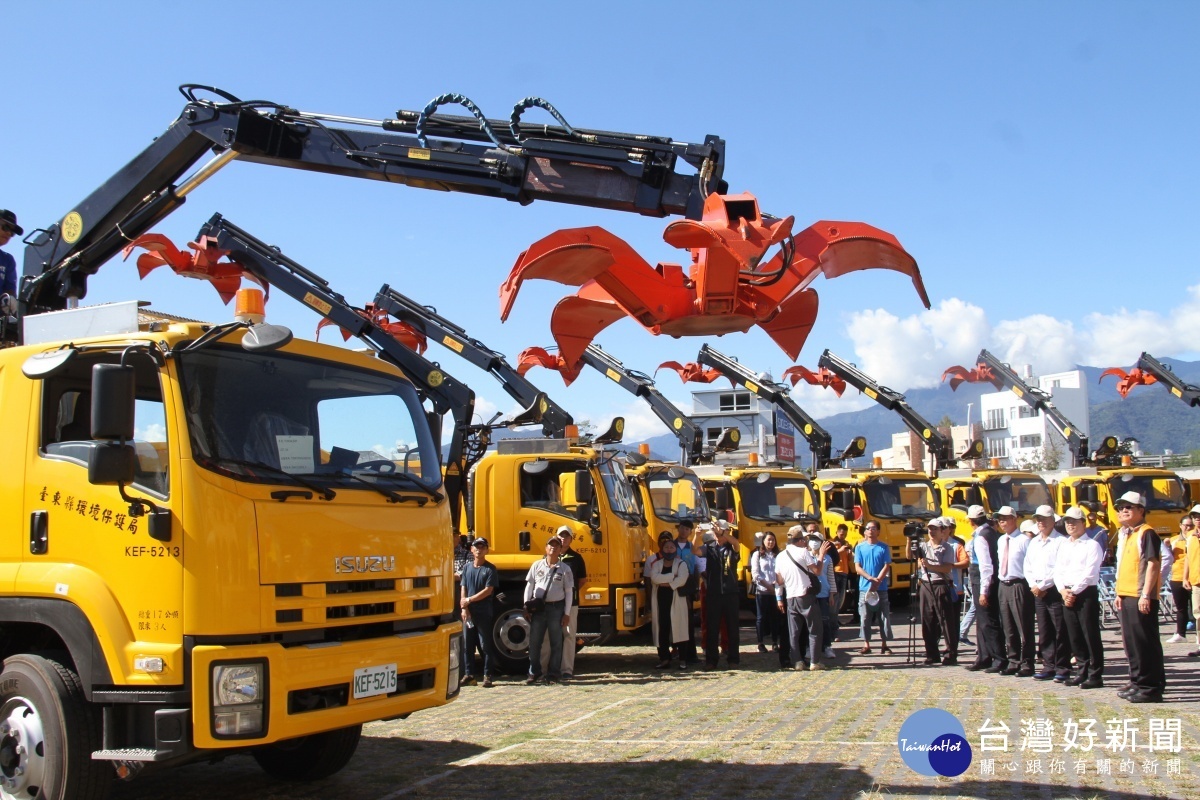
[{"xmin": 0, "ymin": 210, "xmax": 22, "ymax": 316}]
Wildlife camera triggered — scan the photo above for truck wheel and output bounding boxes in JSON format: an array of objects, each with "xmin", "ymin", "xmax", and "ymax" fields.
[
  {"xmin": 0, "ymin": 654, "xmax": 109, "ymax": 800},
  {"xmin": 252, "ymin": 724, "xmax": 361, "ymax": 781},
  {"xmin": 491, "ymin": 601, "xmax": 532, "ymax": 675}
]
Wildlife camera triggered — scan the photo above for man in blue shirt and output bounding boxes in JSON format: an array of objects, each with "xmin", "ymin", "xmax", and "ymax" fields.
[
  {"xmin": 853, "ymin": 521, "xmax": 893, "ymax": 655},
  {"xmin": 0, "ymin": 210, "xmax": 21, "ymax": 317},
  {"xmin": 460, "ymin": 537, "xmax": 500, "ymax": 687},
  {"xmin": 673, "ymin": 520, "xmax": 700, "ymax": 666}
]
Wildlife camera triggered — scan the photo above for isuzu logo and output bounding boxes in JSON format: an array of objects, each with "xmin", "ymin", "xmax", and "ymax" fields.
[{"xmin": 334, "ymin": 555, "xmax": 396, "ymax": 574}]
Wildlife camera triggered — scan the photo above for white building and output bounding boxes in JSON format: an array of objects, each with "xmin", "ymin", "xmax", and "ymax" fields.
[
  {"xmin": 688, "ymin": 385, "xmax": 783, "ymax": 464},
  {"xmin": 978, "ymin": 368, "xmax": 1089, "ymax": 469},
  {"xmin": 872, "ymin": 425, "xmax": 978, "ymax": 471}
]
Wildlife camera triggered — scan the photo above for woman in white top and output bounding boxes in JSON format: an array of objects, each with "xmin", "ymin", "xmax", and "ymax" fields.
[
  {"xmin": 750, "ymin": 532, "xmax": 782, "ymax": 653},
  {"xmin": 649, "ymin": 539, "xmax": 691, "ymax": 668}
]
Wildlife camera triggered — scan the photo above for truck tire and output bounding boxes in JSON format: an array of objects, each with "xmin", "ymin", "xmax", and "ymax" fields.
[
  {"xmin": 490, "ymin": 598, "xmax": 532, "ymax": 675},
  {"xmin": 252, "ymin": 724, "xmax": 361, "ymax": 781},
  {"xmin": 0, "ymin": 653, "xmax": 110, "ymax": 800}
]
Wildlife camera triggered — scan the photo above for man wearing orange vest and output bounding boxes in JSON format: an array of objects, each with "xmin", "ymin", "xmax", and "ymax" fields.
[
  {"xmin": 1114, "ymin": 491, "xmax": 1165, "ymax": 703},
  {"xmin": 1183, "ymin": 504, "xmax": 1200, "ymax": 658}
]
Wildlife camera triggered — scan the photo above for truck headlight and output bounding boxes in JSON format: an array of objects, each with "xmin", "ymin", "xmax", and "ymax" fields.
[
  {"xmin": 623, "ymin": 594, "xmax": 636, "ymax": 628},
  {"xmin": 211, "ymin": 661, "xmax": 266, "ymax": 738}
]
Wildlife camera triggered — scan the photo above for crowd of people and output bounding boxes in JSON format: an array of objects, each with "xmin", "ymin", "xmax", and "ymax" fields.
[{"xmin": 454, "ymin": 496, "xmax": 1199, "ymax": 705}]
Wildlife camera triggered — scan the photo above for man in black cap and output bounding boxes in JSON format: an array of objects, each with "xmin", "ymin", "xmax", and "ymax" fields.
[
  {"xmin": 0, "ymin": 210, "xmax": 22, "ymax": 316},
  {"xmin": 460, "ymin": 537, "xmax": 499, "ymax": 687},
  {"xmin": 965, "ymin": 505, "xmax": 1006, "ymax": 673}
]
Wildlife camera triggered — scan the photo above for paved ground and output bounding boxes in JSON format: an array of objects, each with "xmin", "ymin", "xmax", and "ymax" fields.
[{"xmin": 119, "ymin": 609, "xmax": 1200, "ymax": 800}]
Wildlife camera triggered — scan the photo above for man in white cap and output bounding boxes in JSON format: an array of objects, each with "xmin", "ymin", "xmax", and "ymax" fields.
[
  {"xmin": 1113, "ymin": 491, "xmax": 1165, "ymax": 702},
  {"xmin": 965, "ymin": 505, "xmax": 1005, "ymax": 672},
  {"xmin": 1026, "ymin": 505, "xmax": 1070, "ymax": 681},
  {"xmin": 1054, "ymin": 506, "xmax": 1105, "ymax": 688},
  {"xmin": 996, "ymin": 506, "xmax": 1036, "ymax": 676},
  {"xmin": 540, "ymin": 525, "xmax": 587, "ymax": 681},
  {"xmin": 915, "ymin": 518, "xmax": 958, "ymax": 665}
]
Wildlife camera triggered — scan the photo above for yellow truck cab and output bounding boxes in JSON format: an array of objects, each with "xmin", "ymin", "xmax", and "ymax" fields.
[
  {"xmin": 467, "ymin": 438, "xmax": 650, "ymax": 672},
  {"xmin": 1055, "ymin": 464, "xmax": 1190, "ymax": 542},
  {"xmin": 693, "ymin": 461, "xmax": 819, "ymax": 594},
  {"xmin": 624, "ymin": 453, "xmax": 712, "ymax": 545},
  {"xmin": 814, "ymin": 467, "xmax": 940, "ymax": 596},
  {"xmin": 0, "ymin": 304, "xmax": 460, "ymax": 793},
  {"xmin": 935, "ymin": 467, "xmax": 1055, "ymax": 529}
]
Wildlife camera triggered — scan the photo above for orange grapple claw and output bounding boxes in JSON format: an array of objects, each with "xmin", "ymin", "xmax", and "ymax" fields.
[
  {"xmin": 654, "ymin": 361, "xmax": 730, "ymax": 385},
  {"xmin": 122, "ymin": 233, "xmax": 266, "ymax": 305},
  {"xmin": 1099, "ymin": 367, "xmax": 1157, "ymax": 398},
  {"xmin": 782, "ymin": 365, "xmax": 847, "ymax": 396},
  {"xmin": 941, "ymin": 364, "xmax": 999, "ymax": 391},
  {"xmin": 500, "ymin": 191, "xmax": 927, "ymax": 361}
]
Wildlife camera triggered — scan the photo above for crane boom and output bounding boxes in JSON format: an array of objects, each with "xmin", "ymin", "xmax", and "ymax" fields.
[
  {"xmin": 696, "ymin": 344, "xmax": 864, "ymax": 472},
  {"xmin": 21, "ymin": 86, "xmax": 725, "ymax": 316}
]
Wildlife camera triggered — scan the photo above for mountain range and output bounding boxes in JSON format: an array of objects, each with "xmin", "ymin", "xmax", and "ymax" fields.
[{"xmin": 635, "ymin": 357, "xmax": 1200, "ymax": 465}]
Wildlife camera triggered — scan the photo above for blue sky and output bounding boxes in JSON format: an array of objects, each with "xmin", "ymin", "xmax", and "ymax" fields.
[{"xmin": 4, "ymin": 1, "xmax": 1198, "ymax": 443}]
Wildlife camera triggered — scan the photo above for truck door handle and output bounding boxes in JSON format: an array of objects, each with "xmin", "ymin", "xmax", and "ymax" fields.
[
  {"xmin": 30, "ymin": 511, "xmax": 48, "ymax": 555},
  {"xmin": 519, "ymin": 531, "xmax": 531, "ymax": 551}
]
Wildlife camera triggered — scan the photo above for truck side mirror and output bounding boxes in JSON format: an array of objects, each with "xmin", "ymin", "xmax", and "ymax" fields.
[
  {"xmin": 87, "ymin": 442, "xmax": 136, "ymax": 485},
  {"xmin": 1080, "ymin": 484, "xmax": 1099, "ymax": 503},
  {"xmin": 574, "ymin": 470, "xmax": 593, "ymax": 504},
  {"xmin": 91, "ymin": 363, "xmax": 136, "ymax": 441},
  {"xmin": 714, "ymin": 486, "xmax": 731, "ymax": 510}
]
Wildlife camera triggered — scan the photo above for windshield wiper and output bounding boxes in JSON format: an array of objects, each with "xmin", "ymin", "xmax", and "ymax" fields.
[
  {"xmin": 337, "ymin": 471, "xmax": 414, "ymax": 504},
  {"xmin": 351, "ymin": 469, "xmax": 444, "ymax": 502},
  {"xmin": 210, "ymin": 457, "xmax": 335, "ymax": 500}
]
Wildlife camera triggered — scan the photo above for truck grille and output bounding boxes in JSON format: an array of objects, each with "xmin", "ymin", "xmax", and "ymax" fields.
[{"xmin": 269, "ymin": 576, "xmax": 435, "ymax": 626}]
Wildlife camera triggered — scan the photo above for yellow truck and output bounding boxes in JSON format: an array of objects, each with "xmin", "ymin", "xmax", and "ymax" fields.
[
  {"xmin": 2, "ymin": 303, "xmax": 461, "ymax": 795},
  {"xmin": 467, "ymin": 437, "xmax": 651, "ymax": 672},
  {"xmin": 1055, "ymin": 464, "xmax": 1191, "ymax": 539},
  {"xmin": 934, "ymin": 466, "xmax": 1055, "ymax": 529},
  {"xmin": 814, "ymin": 467, "xmax": 940, "ymax": 596}
]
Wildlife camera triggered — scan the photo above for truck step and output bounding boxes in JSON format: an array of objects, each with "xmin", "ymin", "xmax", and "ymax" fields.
[{"xmin": 91, "ymin": 748, "xmax": 173, "ymax": 762}]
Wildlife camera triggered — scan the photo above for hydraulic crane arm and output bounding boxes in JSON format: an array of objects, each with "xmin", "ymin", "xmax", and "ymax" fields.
[
  {"xmin": 22, "ymin": 85, "xmax": 726, "ymax": 314},
  {"xmin": 575, "ymin": 344, "xmax": 707, "ymax": 464},
  {"xmin": 1136, "ymin": 352, "xmax": 1200, "ymax": 407},
  {"xmin": 369, "ymin": 285, "xmax": 573, "ymax": 438},
  {"xmin": 697, "ymin": 344, "xmax": 864, "ymax": 472},
  {"xmin": 193, "ymin": 213, "xmax": 506, "ymax": 529},
  {"xmin": 817, "ymin": 349, "xmax": 957, "ymax": 471},
  {"xmin": 971, "ymin": 349, "xmax": 1096, "ymax": 466}
]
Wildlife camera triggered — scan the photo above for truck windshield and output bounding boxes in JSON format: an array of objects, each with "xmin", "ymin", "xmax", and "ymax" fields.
[
  {"xmin": 598, "ymin": 454, "xmax": 642, "ymax": 522},
  {"xmin": 735, "ymin": 475, "xmax": 817, "ymax": 522},
  {"xmin": 863, "ymin": 477, "xmax": 938, "ymax": 519},
  {"xmin": 645, "ymin": 469, "xmax": 710, "ymax": 523},
  {"xmin": 982, "ymin": 475, "xmax": 1052, "ymax": 515},
  {"xmin": 177, "ymin": 347, "xmax": 440, "ymax": 492},
  {"xmin": 1108, "ymin": 473, "xmax": 1189, "ymax": 511}
]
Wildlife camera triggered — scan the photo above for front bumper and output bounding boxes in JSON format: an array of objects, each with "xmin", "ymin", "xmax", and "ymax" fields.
[{"xmin": 191, "ymin": 621, "xmax": 460, "ymax": 749}]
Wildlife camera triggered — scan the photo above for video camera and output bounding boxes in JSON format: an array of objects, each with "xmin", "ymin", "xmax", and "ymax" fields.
[{"xmin": 903, "ymin": 520, "xmax": 926, "ymax": 560}]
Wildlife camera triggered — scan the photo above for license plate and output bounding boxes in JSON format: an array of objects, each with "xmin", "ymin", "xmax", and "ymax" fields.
[{"xmin": 352, "ymin": 663, "xmax": 398, "ymax": 699}]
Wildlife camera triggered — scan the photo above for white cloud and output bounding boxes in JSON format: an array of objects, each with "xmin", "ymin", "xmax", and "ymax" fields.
[{"xmin": 843, "ymin": 284, "xmax": 1200, "ymax": 392}]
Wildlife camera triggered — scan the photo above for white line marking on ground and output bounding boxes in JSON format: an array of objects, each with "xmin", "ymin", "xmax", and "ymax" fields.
[{"xmin": 548, "ymin": 697, "xmax": 633, "ymax": 733}]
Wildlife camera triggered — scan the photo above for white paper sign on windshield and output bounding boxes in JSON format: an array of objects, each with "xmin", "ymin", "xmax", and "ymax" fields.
[{"xmin": 276, "ymin": 435, "xmax": 315, "ymax": 474}]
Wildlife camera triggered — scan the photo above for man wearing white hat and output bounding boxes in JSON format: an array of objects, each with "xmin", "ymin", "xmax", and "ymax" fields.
[
  {"xmin": 965, "ymin": 505, "xmax": 1005, "ymax": 672},
  {"xmin": 996, "ymin": 506, "xmax": 1036, "ymax": 676},
  {"xmin": 915, "ymin": 518, "xmax": 958, "ymax": 665},
  {"xmin": 1054, "ymin": 506, "xmax": 1105, "ymax": 688},
  {"xmin": 1026, "ymin": 505, "xmax": 1070, "ymax": 681},
  {"xmin": 1113, "ymin": 491, "xmax": 1165, "ymax": 702}
]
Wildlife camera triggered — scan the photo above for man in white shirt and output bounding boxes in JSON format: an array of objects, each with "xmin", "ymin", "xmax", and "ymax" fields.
[
  {"xmin": 1026, "ymin": 506, "xmax": 1069, "ymax": 681},
  {"xmin": 996, "ymin": 506, "xmax": 1035, "ymax": 676},
  {"xmin": 1054, "ymin": 506, "xmax": 1105, "ymax": 687},
  {"xmin": 775, "ymin": 526, "xmax": 829, "ymax": 671}
]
